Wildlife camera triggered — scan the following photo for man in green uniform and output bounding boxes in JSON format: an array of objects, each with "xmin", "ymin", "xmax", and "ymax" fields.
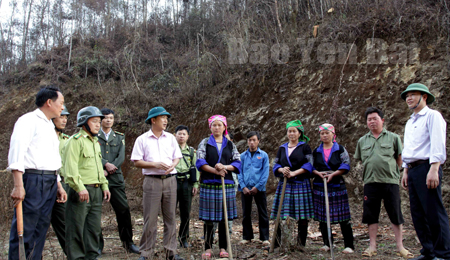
[
  {"xmin": 98, "ymin": 108, "xmax": 139, "ymax": 254},
  {"xmin": 174, "ymin": 125, "xmax": 199, "ymax": 248},
  {"xmin": 64, "ymin": 106, "xmax": 111, "ymax": 260},
  {"xmin": 50, "ymin": 105, "xmax": 71, "ymax": 255}
]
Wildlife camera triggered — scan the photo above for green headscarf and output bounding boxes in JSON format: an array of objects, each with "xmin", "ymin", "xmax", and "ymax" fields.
[{"xmin": 286, "ymin": 120, "xmax": 310, "ymax": 143}]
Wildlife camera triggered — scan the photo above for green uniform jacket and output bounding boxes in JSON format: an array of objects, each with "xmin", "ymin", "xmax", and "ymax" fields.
[
  {"xmin": 98, "ymin": 129, "xmax": 126, "ymax": 187},
  {"xmin": 63, "ymin": 129, "xmax": 109, "ymax": 192},
  {"xmin": 175, "ymin": 145, "xmax": 200, "ymax": 189},
  {"xmin": 58, "ymin": 133, "xmax": 70, "ymax": 178}
]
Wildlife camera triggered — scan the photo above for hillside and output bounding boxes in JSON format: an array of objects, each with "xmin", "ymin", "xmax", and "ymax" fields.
[{"xmin": 0, "ymin": 0, "xmax": 450, "ymax": 258}]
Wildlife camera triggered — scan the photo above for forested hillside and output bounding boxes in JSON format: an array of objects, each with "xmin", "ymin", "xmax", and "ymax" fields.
[{"xmin": 1, "ymin": 0, "xmax": 450, "ymax": 258}]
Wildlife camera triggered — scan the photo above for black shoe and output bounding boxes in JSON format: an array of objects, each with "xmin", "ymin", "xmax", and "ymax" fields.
[
  {"xmin": 125, "ymin": 242, "xmax": 140, "ymax": 254},
  {"xmin": 179, "ymin": 240, "xmax": 191, "ymax": 248},
  {"xmin": 167, "ymin": 254, "xmax": 185, "ymax": 260}
]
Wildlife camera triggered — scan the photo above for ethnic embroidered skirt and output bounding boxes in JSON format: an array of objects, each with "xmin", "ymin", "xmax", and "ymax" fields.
[
  {"xmin": 313, "ymin": 183, "xmax": 351, "ymax": 223},
  {"xmin": 199, "ymin": 183, "xmax": 237, "ymax": 221},
  {"xmin": 270, "ymin": 179, "xmax": 314, "ymax": 220}
]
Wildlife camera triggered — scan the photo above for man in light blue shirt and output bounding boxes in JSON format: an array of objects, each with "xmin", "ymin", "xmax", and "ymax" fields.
[
  {"xmin": 400, "ymin": 83, "xmax": 450, "ymax": 260},
  {"xmin": 238, "ymin": 131, "xmax": 270, "ymax": 245}
]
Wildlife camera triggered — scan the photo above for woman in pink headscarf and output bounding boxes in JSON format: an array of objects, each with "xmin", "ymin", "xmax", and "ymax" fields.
[
  {"xmin": 311, "ymin": 123, "xmax": 354, "ymax": 254},
  {"xmin": 195, "ymin": 115, "xmax": 241, "ymax": 259}
]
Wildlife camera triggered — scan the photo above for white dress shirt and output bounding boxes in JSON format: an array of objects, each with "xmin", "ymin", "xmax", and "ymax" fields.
[
  {"xmin": 402, "ymin": 106, "xmax": 447, "ymax": 168},
  {"xmin": 101, "ymin": 128, "xmax": 111, "ymax": 140},
  {"xmin": 8, "ymin": 108, "xmax": 62, "ymax": 173}
]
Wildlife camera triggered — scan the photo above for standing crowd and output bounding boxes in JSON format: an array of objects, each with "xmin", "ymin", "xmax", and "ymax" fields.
[{"xmin": 7, "ymin": 82, "xmax": 449, "ymax": 260}]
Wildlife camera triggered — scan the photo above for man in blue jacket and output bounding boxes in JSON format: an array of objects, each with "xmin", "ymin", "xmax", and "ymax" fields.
[{"xmin": 238, "ymin": 131, "xmax": 270, "ymax": 246}]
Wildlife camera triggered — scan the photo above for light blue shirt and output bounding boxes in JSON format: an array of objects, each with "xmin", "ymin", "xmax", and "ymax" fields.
[
  {"xmin": 238, "ymin": 148, "xmax": 269, "ymax": 192},
  {"xmin": 402, "ymin": 106, "xmax": 447, "ymax": 168}
]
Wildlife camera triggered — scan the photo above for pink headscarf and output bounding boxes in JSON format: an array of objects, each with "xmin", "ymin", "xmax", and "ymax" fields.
[
  {"xmin": 318, "ymin": 123, "xmax": 336, "ymax": 143},
  {"xmin": 208, "ymin": 115, "xmax": 228, "ymax": 136}
]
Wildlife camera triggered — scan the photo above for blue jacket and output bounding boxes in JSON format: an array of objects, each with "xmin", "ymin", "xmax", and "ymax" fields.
[{"xmin": 238, "ymin": 148, "xmax": 269, "ymax": 192}]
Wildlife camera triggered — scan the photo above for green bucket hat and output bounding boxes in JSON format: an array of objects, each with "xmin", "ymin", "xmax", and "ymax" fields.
[
  {"xmin": 401, "ymin": 83, "xmax": 435, "ymax": 104},
  {"xmin": 145, "ymin": 106, "xmax": 172, "ymax": 124}
]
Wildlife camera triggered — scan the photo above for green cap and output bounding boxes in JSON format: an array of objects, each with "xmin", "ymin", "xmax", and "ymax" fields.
[
  {"xmin": 401, "ymin": 83, "xmax": 435, "ymax": 104},
  {"xmin": 145, "ymin": 106, "xmax": 171, "ymax": 124},
  {"xmin": 76, "ymin": 106, "xmax": 104, "ymax": 127}
]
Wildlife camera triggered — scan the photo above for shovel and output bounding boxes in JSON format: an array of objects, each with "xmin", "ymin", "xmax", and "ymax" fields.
[
  {"xmin": 269, "ymin": 176, "xmax": 287, "ymax": 253},
  {"xmin": 221, "ymin": 177, "xmax": 233, "ymax": 259},
  {"xmin": 323, "ymin": 176, "xmax": 335, "ymax": 260},
  {"xmin": 16, "ymin": 201, "xmax": 26, "ymax": 260}
]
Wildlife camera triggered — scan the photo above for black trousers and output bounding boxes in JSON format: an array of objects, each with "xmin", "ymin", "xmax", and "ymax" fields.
[
  {"xmin": 408, "ymin": 163, "xmax": 450, "ymax": 258},
  {"xmin": 177, "ymin": 178, "xmax": 193, "ymax": 243},
  {"xmin": 241, "ymin": 190, "xmax": 269, "ymax": 241},
  {"xmin": 204, "ymin": 221, "xmax": 227, "ymax": 250},
  {"xmin": 319, "ymin": 221, "xmax": 354, "ymax": 249},
  {"xmin": 276, "ymin": 219, "xmax": 308, "ymax": 247},
  {"xmin": 9, "ymin": 173, "xmax": 57, "ymax": 260}
]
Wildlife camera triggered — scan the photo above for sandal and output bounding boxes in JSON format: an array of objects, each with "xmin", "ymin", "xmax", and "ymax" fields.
[
  {"xmin": 201, "ymin": 252, "xmax": 211, "ymax": 260},
  {"xmin": 397, "ymin": 248, "xmax": 414, "ymax": 259},
  {"xmin": 219, "ymin": 251, "xmax": 229, "ymax": 258},
  {"xmin": 362, "ymin": 247, "xmax": 377, "ymax": 257}
]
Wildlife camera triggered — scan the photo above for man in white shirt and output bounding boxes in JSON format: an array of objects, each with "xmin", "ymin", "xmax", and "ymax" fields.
[
  {"xmin": 400, "ymin": 83, "xmax": 450, "ymax": 260},
  {"xmin": 8, "ymin": 86, "xmax": 67, "ymax": 260}
]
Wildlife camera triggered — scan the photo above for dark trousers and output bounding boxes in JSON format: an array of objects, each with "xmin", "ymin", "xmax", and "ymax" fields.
[
  {"xmin": 241, "ymin": 190, "xmax": 269, "ymax": 241},
  {"xmin": 319, "ymin": 221, "xmax": 354, "ymax": 249},
  {"xmin": 177, "ymin": 178, "xmax": 193, "ymax": 243},
  {"xmin": 276, "ymin": 219, "xmax": 308, "ymax": 247},
  {"xmin": 408, "ymin": 163, "xmax": 450, "ymax": 258},
  {"xmin": 204, "ymin": 221, "xmax": 227, "ymax": 250},
  {"xmin": 9, "ymin": 173, "xmax": 57, "ymax": 260},
  {"xmin": 99, "ymin": 182, "xmax": 134, "ymax": 251},
  {"xmin": 65, "ymin": 186, "xmax": 103, "ymax": 260},
  {"xmin": 51, "ymin": 181, "xmax": 69, "ymax": 255}
]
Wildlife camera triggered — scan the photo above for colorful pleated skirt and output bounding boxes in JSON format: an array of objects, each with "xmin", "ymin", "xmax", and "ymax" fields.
[
  {"xmin": 270, "ymin": 179, "xmax": 314, "ymax": 220},
  {"xmin": 313, "ymin": 183, "xmax": 351, "ymax": 223},
  {"xmin": 199, "ymin": 183, "xmax": 237, "ymax": 221}
]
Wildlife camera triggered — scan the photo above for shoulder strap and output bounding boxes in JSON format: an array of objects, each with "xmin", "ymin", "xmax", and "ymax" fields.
[{"xmin": 189, "ymin": 147, "xmax": 194, "ymax": 163}]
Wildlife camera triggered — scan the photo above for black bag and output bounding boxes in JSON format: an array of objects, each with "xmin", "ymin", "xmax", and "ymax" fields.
[{"xmin": 182, "ymin": 147, "xmax": 198, "ymax": 183}]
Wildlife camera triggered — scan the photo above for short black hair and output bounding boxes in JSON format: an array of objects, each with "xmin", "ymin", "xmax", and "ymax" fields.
[
  {"xmin": 175, "ymin": 125, "xmax": 190, "ymax": 134},
  {"xmin": 365, "ymin": 107, "xmax": 384, "ymax": 120},
  {"xmin": 101, "ymin": 108, "xmax": 115, "ymax": 116},
  {"xmin": 35, "ymin": 86, "xmax": 61, "ymax": 107},
  {"xmin": 247, "ymin": 131, "xmax": 261, "ymax": 140},
  {"xmin": 228, "ymin": 133, "xmax": 234, "ymax": 140}
]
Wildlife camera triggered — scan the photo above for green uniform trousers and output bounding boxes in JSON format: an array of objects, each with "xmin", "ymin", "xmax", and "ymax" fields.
[
  {"xmin": 51, "ymin": 181, "xmax": 69, "ymax": 255},
  {"xmin": 65, "ymin": 186, "xmax": 103, "ymax": 260},
  {"xmin": 176, "ymin": 178, "xmax": 193, "ymax": 243}
]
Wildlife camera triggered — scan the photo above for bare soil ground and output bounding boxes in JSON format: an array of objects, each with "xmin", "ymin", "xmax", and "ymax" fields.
[{"xmin": 0, "ymin": 183, "xmax": 423, "ymax": 260}]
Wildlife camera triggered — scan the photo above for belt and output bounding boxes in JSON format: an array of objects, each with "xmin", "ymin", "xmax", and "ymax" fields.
[
  {"xmin": 147, "ymin": 174, "xmax": 175, "ymax": 179},
  {"xmin": 24, "ymin": 169, "xmax": 57, "ymax": 175},
  {"xmin": 85, "ymin": 184, "xmax": 101, "ymax": 188},
  {"xmin": 177, "ymin": 172, "xmax": 189, "ymax": 179},
  {"xmin": 407, "ymin": 159, "xmax": 429, "ymax": 169}
]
